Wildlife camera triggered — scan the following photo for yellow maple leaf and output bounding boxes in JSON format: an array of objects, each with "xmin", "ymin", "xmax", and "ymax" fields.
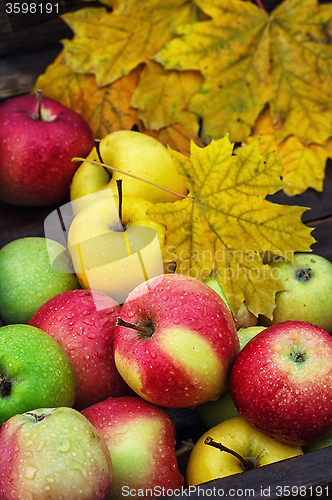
[
  {"xmin": 143, "ymin": 123, "xmax": 204, "ymax": 157},
  {"xmin": 61, "ymin": 0, "xmax": 197, "ymax": 87},
  {"xmin": 147, "ymin": 136, "xmax": 315, "ymax": 318},
  {"xmin": 34, "ymin": 57, "xmax": 141, "ymax": 138},
  {"xmin": 34, "ymin": 56, "xmax": 203, "ymax": 154},
  {"xmin": 246, "ymin": 107, "xmax": 330, "ymax": 196},
  {"xmin": 155, "ymin": 0, "xmax": 332, "ymax": 144},
  {"xmin": 131, "ymin": 60, "xmax": 203, "ymax": 133}
]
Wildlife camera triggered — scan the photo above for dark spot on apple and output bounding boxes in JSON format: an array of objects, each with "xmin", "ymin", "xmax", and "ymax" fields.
[
  {"xmin": 295, "ymin": 267, "xmax": 312, "ymax": 283},
  {"xmin": 0, "ymin": 374, "xmax": 12, "ymax": 398},
  {"xmin": 290, "ymin": 351, "xmax": 307, "ymax": 364}
]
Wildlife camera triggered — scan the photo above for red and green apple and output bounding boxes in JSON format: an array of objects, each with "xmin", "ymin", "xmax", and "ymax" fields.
[
  {"xmin": 0, "ymin": 407, "xmax": 112, "ymax": 499},
  {"xmin": 114, "ymin": 273, "xmax": 239, "ymax": 408},
  {"xmin": 29, "ymin": 289, "xmax": 132, "ymax": 410},
  {"xmin": 82, "ymin": 396, "xmax": 184, "ymax": 499},
  {"xmin": 230, "ymin": 320, "xmax": 332, "ymax": 445}
]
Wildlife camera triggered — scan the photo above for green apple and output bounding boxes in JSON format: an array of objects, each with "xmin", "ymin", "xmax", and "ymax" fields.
[
  {"xmin": 0, "ymin": 324, "xmax": 77, "ymax": 425},
  {"xmin": 197, "ymin": 390, "xmax": 240, "ymax": 429},
  {"xmin": 303, "ymin": 432, "xmax": 332, "ymax": 453},
  {"xmin": 237, "ymin": 326, "xmax": 266, "ymax": 350},
  {"xmin": 204, "ymin": 272, "xmax": 258, "ymax": 328},
  {"xmin": 0, "ymin": 407, "xmax": 112, "ymax": 499},
  {"xmin": 197, "ymin": 326, "xmax": 265, "ymax": 429},
  {"xmin": 260, "ymin": 253, "xmax": 332, "ymax": 332},
  {"xmin": 203, "ymin": 273, "xmax": 230, "ymax": 309},
  {"xmin": 67, "ymin": 191, "xmax": 167, "ymax": 304},
  {"xmin": 0, "ymin": 237, "xmax": 80, "ymax": 324},
  {"xmin": 186, "ymin": 417, "xmax": 303, "ymax": 485},
  {"xmin": 70, "ymin": 130, "xmax": 188, "ymax": 213}
]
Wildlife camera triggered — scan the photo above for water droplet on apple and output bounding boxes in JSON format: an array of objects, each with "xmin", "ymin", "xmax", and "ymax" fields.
[
  {"xmin": 83, "ymin": 318, "xmax": 95, "ymax": 326},
  {"xmin": 24, "ymin": 465, "xmax": 37, "ymax": 480},
  {"xmin": 58, "ymin": 438, "xmax": 71, "ymax": 453},
  {"xmin": 97, "ymin": 346, "xmax": 108, "ymax": 358}
]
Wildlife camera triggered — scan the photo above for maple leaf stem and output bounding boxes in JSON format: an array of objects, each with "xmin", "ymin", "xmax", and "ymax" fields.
[
  {"xmin": 72, "ymin": 157, "xmax": 189, "ymax": 200},
  {"xmin": 255, "ymin": 0, "xmax": 267, "ymax": 13}
]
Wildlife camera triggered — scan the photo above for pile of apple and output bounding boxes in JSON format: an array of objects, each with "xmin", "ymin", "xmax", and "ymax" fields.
[{"xmin": 1, "ymin": 93, "xmax": 332, "ymax": 499}]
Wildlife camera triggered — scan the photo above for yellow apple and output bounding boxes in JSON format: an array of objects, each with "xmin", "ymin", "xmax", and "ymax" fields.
[
  {"xmin": 67, "ymin": 190, "xmax": 167, "ymax": 304},
  {"xmin": 70, "ymin": 130, "xmax": 188, "ymax": 213},
  {"xmin": 186, "ymin": 417, "xmax": 302, "ymax": 486}
]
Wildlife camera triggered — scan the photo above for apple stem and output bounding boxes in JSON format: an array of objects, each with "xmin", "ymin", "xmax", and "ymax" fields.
[
  {"xmin": 25, "ymin": 412, "xmax": 46, "ymax": 422},
  {"xmin": 94, "ymin": 139, "xmax": 113, "ymax": 178},
  {"xmin": 175, "ymin": 439, "xmax": 195, "ymax": 457},
  {"xmin": 116, "ymin": 317, "xmax": 154, "ymax": 337},
  {"xmin": 116, "ymin": 179, "xmax": 124, "ymax": 230},
  {"xmin": 35, "ymin": 89, "xmax": 43, "ymax": 120},
  {"xmin": 72, "ymin": 158, "xmax": 189, "ymax": 201},
  {"xmin": 94, "ymin": 139, "xmax": 103, "ymax": 163},
  {"xmin": 204, "ymin": 436, "xmax": 252, "ymax": 471}
]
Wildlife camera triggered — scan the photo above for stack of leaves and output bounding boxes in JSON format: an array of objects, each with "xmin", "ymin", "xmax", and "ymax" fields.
[
  {"xmin": 34, "ymin": 0, "xmax": 325, "ymax": 317},
  {"xmin": 35, "ymin": 0, "xmax": 332, "ymax": 194}
]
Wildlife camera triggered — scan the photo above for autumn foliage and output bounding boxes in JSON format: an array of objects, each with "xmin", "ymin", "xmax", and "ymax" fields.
[{"xmin": 34, "ymin": 0, "xmax": 330, "ymax": 317}]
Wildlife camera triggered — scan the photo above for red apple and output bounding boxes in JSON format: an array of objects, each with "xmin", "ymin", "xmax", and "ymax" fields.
[
  {"xmin": 230, "ymin": 320, "xmax": 332, "ymax": 446},
  {"xmin": 82, "ymin": 396, "xmax": 185, "ymax": 499},
  {"xmin": 114, "ymin": 274, "xmax": 239, "ymax": 408},
  {"xmin": 0, "ymin": 407, "xmax": 112, "ymax": 500},
  {"xmin": 0, "ymin": 91, "xmax": 94, "ymax": 206},
  {"xmin": 29, "ymin": 289, "xmax": 132, "ymax": 411}
]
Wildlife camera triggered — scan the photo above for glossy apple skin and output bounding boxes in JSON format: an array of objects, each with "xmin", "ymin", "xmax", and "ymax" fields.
[
  {"xmin": 114, "ymin": 274, "xmax": 239, "ymax": 408},
  {"xmin": 197, "ymin": 389, "xmax": 240, "ymax": 429},
  {"xmin": 197, "ymin": 327, "xmax": 266, "ymax": 428},
  {"xmin": 0, "ymin": 94, "xmax": 94, "ymax": 206},
  {"xmin": 260, "ymin": 254, "xmax": 332, "ymax": 333},
  {"xmin": 82, "ymin": 396, "xmax": 184, "ymax": 499},
  {"xmin": 186, "ymin": 417, "xmax": 302, "ymax": 486},
  {"xmin": 29, "ymin": 289, "xmax": 132, "ymax": 411},
  {"xmin": 237, "ymin": 326, "xmax": 266, "ymax": 350},
  {"xmin": 67, "ymin": 193, "xmax": 166, "ymax": 304},
  {"xmin": 0, "ymin": 407, "xmax": 112, "ymax": 500},
  {"xmin": 70, "ymin": 130, "xmax": 188, "ymax": 213},
  {"xmin": 0, "ymin": 324, "xmax": 76, "ymax": 426},
  {"xmin": 230, "ymin": 321, "xmax": 332, "ymax": 445},
  {"xmin": 0, "ymin": 237, "xmax": 80, "ymax": 324},
  {"xmin": 204, "ymin": 274, "xmax": 257, "ymax": 328}
]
